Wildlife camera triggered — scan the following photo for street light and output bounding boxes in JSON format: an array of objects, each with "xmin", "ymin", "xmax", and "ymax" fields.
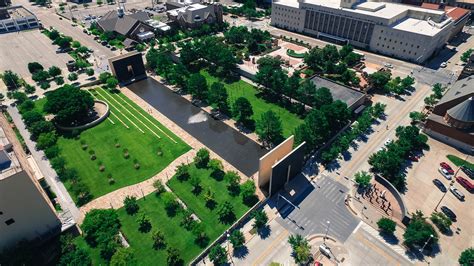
[
  {"xmin": 419, "ymin": 234, "xmax": 434, "ymax": 254},
  {"xmin": 324, "ymin": 220, "xmax": 330, "ymax": 244}
]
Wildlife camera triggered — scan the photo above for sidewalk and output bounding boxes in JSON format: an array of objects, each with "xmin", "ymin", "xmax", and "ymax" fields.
[{"xmin": 7, "ymin": 106, "xmax": 82, "ymax": 223}]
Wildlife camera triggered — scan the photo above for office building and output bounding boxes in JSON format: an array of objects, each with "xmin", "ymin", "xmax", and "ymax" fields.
[
  {"xmin": 0, "ymin": 129, "xmax": 61, "ymax": 252},
  {"xmin": 0, "ymin": 5, "xmax": 39, "ymax": 33},
  {"xmin": 271, "ymin": 0, "xmax": 468, "ymax": 63}
]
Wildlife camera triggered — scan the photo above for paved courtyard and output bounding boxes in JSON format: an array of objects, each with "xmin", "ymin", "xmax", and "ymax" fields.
[{"xmin": 0, "ymin": 30, "xmax": 72, "ymax": 78}]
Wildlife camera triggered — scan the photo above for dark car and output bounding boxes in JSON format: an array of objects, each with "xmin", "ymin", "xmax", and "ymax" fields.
[
  {"xmin": 433, "ymin": 179, "xmax": 447, "ymax": 192},
  {"xmin": 460, "ymin": 166, "xmax": 474, "ymax": 179},
  {"xmin": 440, "ymin": 206, "xmax": 456, "ymax": 221}
]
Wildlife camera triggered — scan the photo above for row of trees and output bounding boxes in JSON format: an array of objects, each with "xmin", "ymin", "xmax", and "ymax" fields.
[
  {"xmin": 1, "ymin": 70, "xmax": 37, "ymax": 94},
  {"xmin": 368, "ymin": 125, "xmax": 428, "ymax": 190},
  {"xmin": 424, "ymin": 83, "xmax": 446, "ymax": 107},
  {"xmin": 320, "ymin": 103, "xmax": 386, "ymax": 164},
  {"xmin": 367, "ymin": 70, "xmax": 415, "ymax": 95}
]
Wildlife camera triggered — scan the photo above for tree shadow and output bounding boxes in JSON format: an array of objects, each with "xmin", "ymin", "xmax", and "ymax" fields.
[
  {"xmin": 205, "ymin": 200, "xmax": 217, "ymax": 210},
  {"xmin": 257, "ymin": 225, "xmax": 271, "ymax": 239},
  {"xmin": 324, "ymin": 161, "xmax": 341, "ymax": 172},
  {"xmin": 380, "ymin": 232, "xmax": 399, "ymax": 245},
  {"xmin": 233, "ymin": 246, "xmax": 249, "ymax": 259},
  {"xmin": 342, "ymin": 150, "xmax": 352, "ymax": 161}
]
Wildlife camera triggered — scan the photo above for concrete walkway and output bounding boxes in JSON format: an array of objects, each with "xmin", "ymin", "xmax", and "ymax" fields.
[
  {"xmin": 7, "ymin": 106, "xmax": 82, "ymax": 223},
  {"xmin": 79, "ymin": 149, "xmax": 196, "ymax": 215}
]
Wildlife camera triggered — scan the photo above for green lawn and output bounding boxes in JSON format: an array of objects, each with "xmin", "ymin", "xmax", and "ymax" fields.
[
  {"xmin": 87, "ymin": 165, "xmax": 251, "ymax": 265},
  {"xmin": 167, "ymin": 165, "xmax": 250, "ymax": 236},
  {"xmin": 447, "ymin": 155, "xmax": 474, "ymax": 171},
  {"xmin": 201, "ymin": 71, "xmax": 303, "ymax": 137},
  {"xmin": 37, "ymin": 88, "xmax": 190, "ymax": 201}
]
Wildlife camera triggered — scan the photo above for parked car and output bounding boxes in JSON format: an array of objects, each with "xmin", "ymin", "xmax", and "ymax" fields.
[
  {"xmin": 433, "ymin": 179, "xmax": 447, "ymax": 192},
  {"xmin": 440, "ymin": 206, "xmax": 456, "ymax": 221},
  {"xmin": 56, "ymin": 47, "xmax": 72, "ymax": 53},
  {"xmin": 384, "ymin": 138, "xmax": 392, "ymax": 146},
  {"xmin": 455, "ymin": 176, "xmax": 474, "ymax": 192},
  {"xmin": 438, "ymin": 167, "xmax": 452, "ymax": 180},
  {"xmin": 460, "ymin": 166, "xmax": 474, "ymax": 179},
  {"xmin": 94, "ymin": 36, "xmax": 100, "ymax": 40},
  {"xmin": 409, "ymin": 155, "xmax": 419, "ymax": 162},
  {"xmin": 440, "ymin": 162, "xmax": 455, "ymax": 175},
  {"xmin": 440, "ymin": 62, "xmax": 447, "ymax": 68},
  {"xmin": 449, "ymin": 186, "xmax": 465, "ymax": 201},
  {"xmin": 101, "ymin": 41, "xmax": 108, "ymax": 46},
  {"xmin": 111, "ymin": 46, "xmax": 117, "ymax": 51}
]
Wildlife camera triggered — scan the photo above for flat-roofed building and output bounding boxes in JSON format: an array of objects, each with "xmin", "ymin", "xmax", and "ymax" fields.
[
  {"xmin": 0, "ymin": 5, "xmax": 39, "ymax": 33},
  {"xmin": 271, "ymin": 0, "xmax": 467, "ymax": 63},
  {"xmin": 0, "ymin": 128, "xmax": 61, "ymax": 252},
  {"xmin": 310, "ymin": 75, "xmax": 367, "ymax": 111}
]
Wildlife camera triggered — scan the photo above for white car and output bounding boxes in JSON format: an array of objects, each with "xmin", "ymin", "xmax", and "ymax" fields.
[
  {"xmin": 384, "ymin": 138, "xmax": 392, "ymax": 146},
  {"xmin": 438, "ymin": 167, "xmax": 452, "ymax": 180},
  {"xmin": 449, "ymin": 186, "xmax": 465, "ymax": 201},
  {"xmin": 440, "ymin": 62, "xmax": 447, "ymax": 68},
  {"xmin": 384, "ymin": 63, "xmax": 394, "ymax": 69}
]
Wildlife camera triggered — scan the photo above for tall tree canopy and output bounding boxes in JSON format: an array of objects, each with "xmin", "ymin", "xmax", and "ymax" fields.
[{"xmin": 44, "ymin": 85, "xmax": 94, "ymax": 126}]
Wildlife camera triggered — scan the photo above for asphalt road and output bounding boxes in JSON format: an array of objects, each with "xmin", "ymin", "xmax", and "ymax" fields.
[
  {"xmin": 7, "ymin": 106, "xmax": 81, "ymax": 223},
  {"xmin": 275, "ymin": 175, "xmax": 359, "ymax": 242}
]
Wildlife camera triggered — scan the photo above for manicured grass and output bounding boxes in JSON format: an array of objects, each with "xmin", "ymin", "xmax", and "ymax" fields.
[
  {"xmin": 116, "ymin": 193, "xmax": 201, "ymax": 265},
  {"xmin": 110, "ymin": 165, "xmax": 251, "ymax": 264},
  {"xmin": 167, "ymin": 165, "xmax": 250, "ymax": 237},
  {"xmin": 447, "ymin": 155, "xmax": 474, "ymax": 171},
  {"xmin": 286, "ymin": 49, "xmax": 306, "ymax": 58},
  {"xmin": 36, "ymin": 88, "xmax": 190, "ymax": 201},
  {"xmin": 201, "ymin": 71, "xmax": 303, "ymax": 137}
]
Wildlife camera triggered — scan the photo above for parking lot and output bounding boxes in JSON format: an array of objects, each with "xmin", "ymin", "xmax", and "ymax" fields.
[
  {"xmin": 0, "ymin": 30, "xmax": 72, "ymax": 78},
  {"xmin": 404, "ymin": 138, "xmax": 473, "ymax": 265}
]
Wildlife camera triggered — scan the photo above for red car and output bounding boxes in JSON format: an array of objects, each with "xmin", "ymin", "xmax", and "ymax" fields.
[
  {"xmin": 440, "ymin": 162, "xmax": 455, "ymax": 175},
  {"xmin": 456, "ymin": 176, "xmax": 474, "ymax": 192},
  {"xmin": 409, "ymin": 155, "xmax": 419, "ymax": 162}
]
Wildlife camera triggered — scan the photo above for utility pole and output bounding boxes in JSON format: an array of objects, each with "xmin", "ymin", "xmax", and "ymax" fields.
[{"xmin": 324, "ymin": 220, "xmax": 330, "ymax": 244}]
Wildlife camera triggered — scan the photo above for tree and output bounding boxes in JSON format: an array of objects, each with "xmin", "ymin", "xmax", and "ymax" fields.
[
  {"xmin": 208, "ymin": 158, "xmax": 224, "ymax": 179},
  {"xmin": 459, "ymin": 248, "xmax": 474, "ymax": 266},
  {"xmin": 187, "ymin": 73, "xmax": 208, "ymax": 101},
  {"xmin": 1, "ymin": 70, "xmax": 20, "ymax": 89},
  {"xmin": 432, "ymin": 83, "xmax": 444, "ymax": 99},
  {"xmin": 460, "ymin": 48, "xmax": 473, "ymax": 62},
  {"xmin": 55, "ymin": 76, "xmax": 65, "ymax": 85},
  {"xmin": 194, "ymin": 148, "xmax": 210, "ymax": 168},
  {"xmin": 409, "ymin": 111, "xmax": 426, "ymax": 123},
  {"xmin": 152, "ymin": 230, "xmax": 166, "ymax": 250},
  {"xmin": 304, "ymin": 47, "xmax": 324, "ymax": 71},
  {"xmin": 190, "ymin": 175, "xmax": 202, "ymax": 194},
  {"xmin": 28, "ymin": 62, "xmax": 44, "ymax": 74},
  {"xmin": 229, "ymin": 230, "xmax": 245, "ymax": 249},
  {"xmin": 217, "ymin": 201, "xmax": 235, "ymax": 224},
  {"xmin": 430, "ymin": 212, "xmax": 452, "ymax": 233},
  {"xmin": 288, "ymin": 234, "xmax": 312, "ymax": 264},
  {"xmin": 44, "ymin": 84, "xmax": 94, "ymax": 126},
  {"xmin": 295, "ymin": 109, "xmax": 330, "ymax": 152},
  {"xmin": 48, "ymin": 29, "xmax": 60, "ymax": 40},
  {"xmin": 424, "ymin": 95, "xmax": 437, "ymax": 107},
  {"xmin": 19, "ymin": 100, "xmax": 35, "ymax": 113},
  {"xmin": 76, "ymin": 46, "xmax": 90, "ymax": 55},
  {"xmin": 24, "ymin": 84, "xmax": 36, "ymax": 94},
  {"xmin": 252, "ymin": 209, "xmax": 268, "ymax": 230},
  {"xmin": 58, "ymin": 234, "xmax": 92, "ymax": 266},
  {"xmin": 124, "ymin": 196, "xmax": 139, "ymax": 215},
  {"xmin": 153, "ymin": 179, "xmax": 166, "ymax": 195},
  {"xmin": 162, "ymin": 192, "xmax": 180, "ymax": 216},
  {"xmin": 99, "ymin": 72, "xmax": 112, "ymax": 84},
  {"xmin": 241, "ymin": 180, "xmax": 257, "ymax": 206},
  {"xmin": 68, "ymin": 73, "xmax": 78, "ymax": 81},
  {"xmin": 107, "ymin": 77, "xmax": 119, "ymax": 89},
  {"xmin": 403, "ymin": 211, "xmax": 438, "ymax": 250},
  {"xmin": 400, "ymin": 76, "xmax": 415, "ymax": 90},
  {"xmin": 233, "ymin": 97, "xmax": 253, "ymax": 123},
  {"xmin": 12, "ymin": 91, "xmax": 28, "ymax": 105},
  {"xmin": 36, "ymin": 132, "xmax": 57, "ymax": 150},
  {"xmin": 225, "ymin": 171, "xmax": 241, "ymax": 196},
  {"xmin": 82, "ymin": 209, "xmax": 121, "ymax": 260},
  {"xmin": 48, "ymin": 66, "xmax": 62, "ymax": 77},
  {"xmin": 256, "ymin": 110, "xmax": 283, "ymax": 148},
  {"xmin": 175, "ymin": 163, "xmax": 190, "ymax": 181},
  {"xmin": 166, "ymin": 247, "xmax": 183, "ymax": 266},
  {"xmin": 204, "ymin": 188, "xmax": 216, "ymax": 208},
  {"xmin": 30, "ymin": 120, "xmax": 55, "ymax": 140},
  {"xmin": 312, "ymin": 87, "xmax": 333, "ymax": 109},
  {"xmin": 32, "ymin": 70, "xmax": 50, "ymax": 83},
  {"xmin": 320, "ymin": 100, "xmax": 350, "ymax": 132},
  {"xmin": 377, "ymin": 217, "xmax": 396, "ymax": 234},
  {"xmin": 72, "ymin": 41, "xmax": 81, "ymax": 48},
  {"xmin": 209, "ymin": 82, "xmax": 229, "ymax": 113},
  {"xmin": 354, "ymin": 171, "xmax": 372, "ymax": 188},
  {"xmin": 22, "ymin": 110, "xmax": 44, "ymax": 127},
  {"xmin": 86, "ymin": 68, "xmax": 95, "ymax": 76},
  {"xmin": 57, "ymin": 37, "xmax": 72, "ymax": 49},
  {"xmin": 137, "ymin": 214, "xmax": 152, "ymax": 233},
  {"xmin": 209, "ymin": 245, "xmax": 228, "ymax": 265},
  {"xmin": 368, "ymin": 71, "xmax": 391, "ymax": 90},
  {"xmin": 110, "ymin": 248, "xmax": 136, "ymax": 266}
]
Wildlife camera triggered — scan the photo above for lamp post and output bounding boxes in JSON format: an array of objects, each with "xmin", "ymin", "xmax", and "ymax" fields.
[
  {"xmin": 324, "ymin": 220, "xmax": 330, "ymax": 244},
  {"xmin": 419, "ymin": 234, "xmax": 434, "ymax": 254}
]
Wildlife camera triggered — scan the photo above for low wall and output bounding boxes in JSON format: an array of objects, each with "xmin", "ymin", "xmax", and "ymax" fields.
[
  {"xmin": 56, "ymin": 100, "xmax": 110, "ymax": 131},
  {"xmin": 374, "ymin": 174, "xmax": 408, "ymax": 221}
]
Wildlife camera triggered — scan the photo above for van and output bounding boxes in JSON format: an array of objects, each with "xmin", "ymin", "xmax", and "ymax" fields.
[{"xmin": 456, "ymin": 176, "xmax": 474, "ymax": 192}]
